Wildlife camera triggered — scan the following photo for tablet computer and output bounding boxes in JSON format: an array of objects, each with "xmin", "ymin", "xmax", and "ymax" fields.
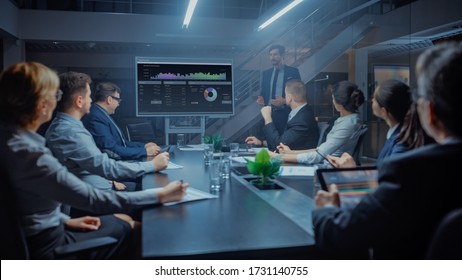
[
  {"xmin": 316, "ymin": 166, "xmax": 378, "ymax": 207},
  {"xmin": 160, "ymin": 145, "xmax": 173, "ymax": 153}
]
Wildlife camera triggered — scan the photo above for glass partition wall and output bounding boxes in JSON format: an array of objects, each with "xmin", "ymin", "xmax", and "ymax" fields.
[{"xmin": 5, "ymin": 0, "xmax": 461, "ymax": 152}]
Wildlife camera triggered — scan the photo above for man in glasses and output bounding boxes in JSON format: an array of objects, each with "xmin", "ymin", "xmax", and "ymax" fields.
[
  {"xmin": 46, "ymin": 72, "xmax": 169, "ymax": 194},
  {"xmin": 82, "ymin": 82, "xmax": 160, "ymax": 160}
]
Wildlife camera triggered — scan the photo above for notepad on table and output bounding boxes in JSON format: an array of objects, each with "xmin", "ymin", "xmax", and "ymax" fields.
[
  {"xmin": 163, "ymin": 187, "xmax": 218, "ymax": 206},
  {"xmin": 178, "ymin": 144, "xmax": 205, "ymax": 151},
  {"xmin": 278, "ymin": 166, "xmax": 316, "ymax": 176},
  {"xmin": 166, "ymin": 161, "xmax": 183, "ymax": 169},
  {"xmin": 230, "ymin": 156, "xmax": 255, "ymax": 164}
]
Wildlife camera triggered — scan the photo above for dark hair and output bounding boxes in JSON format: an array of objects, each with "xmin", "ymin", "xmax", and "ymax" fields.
[
  {"xmin": 95, "ymin": 82, "xmax": 121, "ymax": 102},
  {"xmin": 416, "ymin": 41, "xmax": 462, "ymax": 137},
  {"xmin": 57, "ymin": 71, "xmax": 92, "ymax": 112},
  {"xmin": 0, "ymin": 62, "xmax": 59, "ymax": 126},
  {"xmin": 398, "ymin": 102, "xmax": 435, "ymax": 149},
  {"xmin": 269, "ymin": 44, "xmax": 285, "ymax": 55},
  {"xmin": 285, "ymin": 79, "xmax": 306, "ymax": 103},
  {"xmin": 374, "ymin": 79, "xmax": 412, "ymax": 123},
  {"xmin": 332, "ymin": 81, "xmax": 365, "ymax": 113}
]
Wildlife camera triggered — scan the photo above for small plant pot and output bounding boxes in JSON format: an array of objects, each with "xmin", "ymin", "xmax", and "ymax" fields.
[{"xmin": 245, "ymin": 177, "xmax": 284, "ymax": 190}]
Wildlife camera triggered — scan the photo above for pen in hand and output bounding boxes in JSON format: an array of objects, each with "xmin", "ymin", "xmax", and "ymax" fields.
[
  {"xmin": 276, "ymin": 142, "xmax": 286, "ymax": 153},
  {"xmin": 315, "ymin": 150, "xmax": 336, "ymax": 168}
]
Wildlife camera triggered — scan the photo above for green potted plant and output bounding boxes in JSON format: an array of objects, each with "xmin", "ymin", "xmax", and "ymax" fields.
[
  {"xmin": 245, "ymin": 149, "xmax": 282, "ymax": 189},
  {"xmin": 203, "ymin": 133, "xmax": 223, "ymax": 153}
]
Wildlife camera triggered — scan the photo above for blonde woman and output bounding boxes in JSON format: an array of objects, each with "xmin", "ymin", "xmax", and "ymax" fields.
[{"xmin": 0, "ymin": 62, "xmax": 188, "ymax": 259}]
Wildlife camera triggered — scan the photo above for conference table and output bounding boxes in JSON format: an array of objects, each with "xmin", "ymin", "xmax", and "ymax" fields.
[{"xmin": 141, "ymin": 147, "xmax": 319, "ymax": 259}]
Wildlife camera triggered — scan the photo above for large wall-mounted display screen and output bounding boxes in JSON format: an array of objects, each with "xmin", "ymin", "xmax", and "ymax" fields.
[
  {"xmin": 135, "ymin": 57, "xmax": 234, "ymax": 117},
  {"xmin": 373, "ymin": 65, "xmax": 410, "ymax": 88}
]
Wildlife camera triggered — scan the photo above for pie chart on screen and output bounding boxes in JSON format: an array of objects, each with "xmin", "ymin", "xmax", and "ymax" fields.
[{"xmin": 204, "ymin": 87, "xmax": 218, "ymax": 102}]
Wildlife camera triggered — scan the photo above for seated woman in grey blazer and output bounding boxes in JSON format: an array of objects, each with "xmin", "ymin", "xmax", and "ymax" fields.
[{"xmin": 272, "ymin": 81, "xmax": 365, "ymax": 165}]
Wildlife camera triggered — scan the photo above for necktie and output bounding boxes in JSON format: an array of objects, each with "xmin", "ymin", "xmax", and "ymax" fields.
[{"xmin": 271, "ymin": 68, "xmax": 279, "ymax": 100}]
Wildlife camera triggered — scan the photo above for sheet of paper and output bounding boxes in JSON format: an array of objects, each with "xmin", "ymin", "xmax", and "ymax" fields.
[
  {"xmin": 178, "ymin": 144, "xmax": 205, "ymax": 151},
  {"xmin": 166, "ymin": 161, "xmax": 183, "ymax": 169},
  {"xmin": 164, "ymin": 187, "xmax": 218, "ymax": 206},
  {"xmin": 278, "ymin": 166, "xmax": 316, "ymax": 176},
  {"xmin": 251, "ymin": 147, "xmax": 269, "ymax": 154},
  {"xmin": 230, "ymin": 156, "xmax": 255, "ymax": 164}
]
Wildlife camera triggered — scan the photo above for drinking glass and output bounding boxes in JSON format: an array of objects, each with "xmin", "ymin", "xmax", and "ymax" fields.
[
  {"xmin": 203, "ymin": 144, "xmax": 213, "ymax": 165},
  {"xmin": 176, "ymin": 134, "xmax": 185, "ymax": 148},
  {"xmin": 209, "ymin": 160, "xmax": 222, "ymax": 191},
  {"xmin": 229, "ymin": 143, "xmax": 239, "ymax": 157},
  {"xmin": 220, "ymin": 153, "xmax": 231, "ymax": 179}
]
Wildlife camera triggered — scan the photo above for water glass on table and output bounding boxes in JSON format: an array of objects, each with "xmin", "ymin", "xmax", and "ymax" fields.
[
  {"xmin": 203, "ymin": 143, "xmax": 214, "ymax": 165},
  {"xmin": 176, "ymin": 134, "xmax": 185, "ymax": 148},
  {"xmin": 209, "ymin": 160, "xmax": 222, "ymax": 191},
  {"xmin": 229, "ymin": 142, "xmax": 239, "ymax": 157},
  {"xmin": 220, "ymin": 153, "xmax": 231, "ymax": 179}
]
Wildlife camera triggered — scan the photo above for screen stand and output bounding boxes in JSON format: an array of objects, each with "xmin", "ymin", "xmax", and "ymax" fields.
[{"xmin": 164, "ymin": 117, "xmax": 205, "ymax": 145}]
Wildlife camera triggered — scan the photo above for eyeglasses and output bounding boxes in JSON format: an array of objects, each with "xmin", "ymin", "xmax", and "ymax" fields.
[
  {"xmin": 107, "ymin": 95, "xmax": 122, "ymax": 103},
  {"xmin": 55, "ymin": 89, "xmax": 63, "ymax": 101}
]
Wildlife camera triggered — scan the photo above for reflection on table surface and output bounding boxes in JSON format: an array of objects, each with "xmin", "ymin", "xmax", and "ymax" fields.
[{"xmin": 141, "ymin": 147, "xmax": 317, "ymax": 259}]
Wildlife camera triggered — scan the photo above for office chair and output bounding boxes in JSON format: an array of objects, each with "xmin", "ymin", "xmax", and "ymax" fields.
[
  {"xmin": 0, "ymin": 169, "xmax": 117, "ymax": 260},
  {"xmin": 426, "ymin": 208, "xmax": 462, "ymax": 260},
  {"xmin": 317, "ymin": 121, "xmax": 330, "ymax": 147},
  {"xmin": 351, "ymin": 124, "xmax": 368, "ymax": 166},
  {"xmin": 126, "ymin": 122, "xmax": 156, "ymax": 143}
]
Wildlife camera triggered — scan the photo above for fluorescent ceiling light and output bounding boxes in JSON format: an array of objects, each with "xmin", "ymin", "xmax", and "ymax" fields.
[
  {"xmin": 183, "ymin": 0, "xmax": 198, "ymax": 28},
  {"xmin": 258, "ymin": 0, "xmax": 303, "ymax": 31}
]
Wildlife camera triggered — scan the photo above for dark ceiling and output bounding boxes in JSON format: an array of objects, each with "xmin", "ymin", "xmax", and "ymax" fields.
[
  {"xmin": 7, "ymin": 0, "xmax": 462, "ymax": 61},
  {"xmin": 10, "ymin": 0, "xmax": 284, "ymax": 19}
]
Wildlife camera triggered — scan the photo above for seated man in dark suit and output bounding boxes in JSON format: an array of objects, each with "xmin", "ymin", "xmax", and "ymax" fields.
[
  {"xmin": 313, "ymin": 42, "xmax": 462, "ymax": 259},
  {"xmin": 246, "ymin": 79, "xmax": 319, "ymax": 151},
  {"xmin": 82, "ymin": 82, "xmax": 160, "ymax": 160}
]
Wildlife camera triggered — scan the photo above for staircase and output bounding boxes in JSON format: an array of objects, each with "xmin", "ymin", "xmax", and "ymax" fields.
[{"xmin": 199, "ymin": 30, "xmax": 375, "ymax": 143}]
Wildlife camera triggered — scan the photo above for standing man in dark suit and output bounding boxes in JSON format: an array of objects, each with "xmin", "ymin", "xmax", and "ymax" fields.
[
  {"xmin": 313, "ymin": 42, "xmax": 462, "ymax": 259},
  {"xmin": 257, "ymin": 44, "xmax": 301, "ymax": 135},
  {"xmin": 246, "ymin": 79, "xmax": 319, "ymax": 151},
  {"xmin": 82, "ymin": 82, "xmax": 160, "ymax": 160}
]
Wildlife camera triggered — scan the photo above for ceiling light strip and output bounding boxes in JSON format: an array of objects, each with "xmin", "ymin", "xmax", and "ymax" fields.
[
  {"xmin": 258, "ymin": 0, "xmax": 303, "ymax": 31},
  {"xmin": 183, "ymin": 0, "xmax": 198, "ymax": 28}
]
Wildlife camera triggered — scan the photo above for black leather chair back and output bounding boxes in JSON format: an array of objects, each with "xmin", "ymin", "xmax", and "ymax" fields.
[
  {"xmin": 317, "ymin": 122, "xmax": 330, "ymax": 147},
  {"xmin": 126, "ymin": 122, "xmax": 155, "ymax": 143},
  {"xmin": 351, "ymin": 124, "xmax": 368, "ymax": 166}
]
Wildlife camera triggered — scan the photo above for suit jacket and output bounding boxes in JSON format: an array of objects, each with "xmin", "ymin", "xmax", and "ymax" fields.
[
  {"xmin": 261, "ymin": 65, "xmax": 301, "ymax": 135},
  {"xmin": 46, "ymin": 112, "xmax": 154, "ymax": 190},
  {"xmin": 261, "ymin": 65, "xmax": 301, "ymax": 104},
  {"xmin": 312, "ymin": 142, "xmax": 462, "ymax": 259},
  {"xmin": 82, "ymin": 104, "xmax": 146, "ymax": 160},
  {"xmin": 296, "ymin": 114, "xmax": 362, "ymax": 165},
  {"xmin": 376, "ymin": 124, "xmax": 408, "ymax": 167},
  {"xmin": 262, "ymin": 104, "xmax": 319, "ymax": 151}
]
